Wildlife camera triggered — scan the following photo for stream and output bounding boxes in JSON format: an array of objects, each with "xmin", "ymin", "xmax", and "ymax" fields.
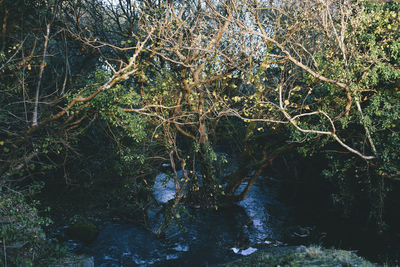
[{"xmin": 77, "ymin": 173, "xmax": 295, "ymax": 266}]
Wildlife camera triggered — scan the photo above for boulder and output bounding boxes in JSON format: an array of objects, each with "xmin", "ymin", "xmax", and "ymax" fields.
[{"xmin": 65, "ymin": 222, "xmax": 99, "ymax": 244}]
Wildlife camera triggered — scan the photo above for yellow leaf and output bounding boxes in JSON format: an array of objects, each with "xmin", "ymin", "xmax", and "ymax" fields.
[
  {"xmin": 233, "ymin": 96, "xmax": 241, "ymax": 102},
  {"xmin": 261, "ymin": 62, "xmax": 270, "ymax": 69},
  {"xmin": 284, "ymin": 100, "xmax": 290, "ymax": 105}
]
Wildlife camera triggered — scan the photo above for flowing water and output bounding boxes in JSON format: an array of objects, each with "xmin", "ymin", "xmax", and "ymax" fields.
[{"xmin": 78, "ymin": 173, "xmax": 294, "ymax": 266}]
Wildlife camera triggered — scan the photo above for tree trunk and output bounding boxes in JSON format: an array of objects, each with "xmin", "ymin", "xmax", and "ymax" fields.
[
  {"xmin": 225, "ymin": 135, "xmax": 296, "ymax": 200},
  {"xmin": 32, "ymin": 24, "xmax": 50, "ymax": 126}
]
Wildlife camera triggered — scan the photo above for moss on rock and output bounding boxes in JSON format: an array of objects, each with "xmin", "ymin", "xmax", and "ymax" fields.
[
  {"xmin": 222, "ymin": 246, "xmax": 375, "ymax": 267},
  {"xmin": 65, "ymin": 222, "xmax": 99, "ymax": 244}
]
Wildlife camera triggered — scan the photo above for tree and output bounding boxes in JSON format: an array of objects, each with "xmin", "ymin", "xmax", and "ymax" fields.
[
  {"xmin": 219, "ymin": 0, "xmax": 399, "ymax": 228},
  {"xmin": 1, "ymin": 0, "xmax": 398, "ymax": 246},
  {"xmin": 78, "ymin": 0, "xmax": 399, "ymax": 230}
]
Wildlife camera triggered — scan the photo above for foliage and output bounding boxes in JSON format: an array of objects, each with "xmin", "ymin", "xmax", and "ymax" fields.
[
  {"xmin": 223, "ymin": 0, "xmax": 400, "ymax": 229},
  {"xmin": 313, "ymin": 1, "xmax": 400, "ymax": 229},
  {"xmin": 0, "ymin": 187, "xmax": 58, "ymax": 266}
]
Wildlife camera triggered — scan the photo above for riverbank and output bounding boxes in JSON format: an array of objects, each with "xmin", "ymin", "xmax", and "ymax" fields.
[{"xmin": 222, "ymin": 246, "xmax": 375, "ymax": 267}]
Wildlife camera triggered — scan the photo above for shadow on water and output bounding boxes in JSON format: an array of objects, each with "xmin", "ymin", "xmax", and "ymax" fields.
[{"xmin": 79, "ymin": 178, "xmax": 294, "ymax": 266}]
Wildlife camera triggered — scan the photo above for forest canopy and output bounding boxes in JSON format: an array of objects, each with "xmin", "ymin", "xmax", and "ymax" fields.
[{"xmin": 0, "ymin": 0, "xmax": 399, "ymax": 265}]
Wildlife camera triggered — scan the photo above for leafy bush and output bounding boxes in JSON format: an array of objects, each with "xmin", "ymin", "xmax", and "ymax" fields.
[{"xmin": 0, "ymin": 187, "xmax": 60, "ymax": 266}]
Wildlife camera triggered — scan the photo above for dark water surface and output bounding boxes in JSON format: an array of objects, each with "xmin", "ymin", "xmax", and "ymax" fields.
[{"xmin": 80, "ymin": 178, "xmax": 293, "ymax": 266}]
